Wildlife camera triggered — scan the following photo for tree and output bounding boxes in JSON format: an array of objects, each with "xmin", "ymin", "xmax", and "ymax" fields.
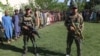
[
  {"xmin": 34, "ymin": 0, "xmax": 67, "ymax": 11},
  {"xmin": 28, "ymin": 0, "xmax": 40, "ymax": 10},
  {"xmin": 6, "ymin": 0, "xmax": 13, "ymax": 15},
  {"xmin": 90, "ymin": 0, "xmax": 100, "ymax": 6},
  {"xmin": 49, "ymin": 2, "xmax": 67, "ymax": 11},
  {"xmin": 0, "ymin": 2, "xmax": 5, "ymax": 9},
  {"xmin": 35, "ymin": 0, "xmax": 58, "ymax": 9},
  {"xmin": 64, "ymin": 0, "xmax": 86, "ymax": 11},
  {"xmin": 20, "ymin": 0, "xmax": 67, "ymax": 11},
  {"xmin": 85, "ymin": 0, "xmax": 100, "ymax": 9},
  {"xmin": 92, "ymin": 5, "xmax": 100, "ymax": 12}
]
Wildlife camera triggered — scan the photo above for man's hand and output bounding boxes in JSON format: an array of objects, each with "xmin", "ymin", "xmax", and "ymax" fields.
[{"xmin": 70, "ymin": 26, "xmax": 75, "ymax": 31}]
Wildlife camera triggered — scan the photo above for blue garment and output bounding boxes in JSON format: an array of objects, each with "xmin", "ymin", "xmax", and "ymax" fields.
[
  {"xmin": 13, "ymin": 15, "xmax": 21, "ymax": 37},
  {"xmin": 2, "ymin": 15, "xmax": 13, "ymax": 40}
]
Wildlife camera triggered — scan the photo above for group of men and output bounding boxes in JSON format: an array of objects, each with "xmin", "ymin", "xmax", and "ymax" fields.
[
  {"xmin": 0, "ymin": 7, "xmax": 39, "ymax": 56},
  {"xmin": 34, "ymin": 9, "xmax": 63, "ymax": 29},
  {"xmin": 1, "ymin": 10, "xmax": 21, "ymax": 44},
  {"xmin": 0, "ymin": 0, "xmax": 84, "ymax": 56}
]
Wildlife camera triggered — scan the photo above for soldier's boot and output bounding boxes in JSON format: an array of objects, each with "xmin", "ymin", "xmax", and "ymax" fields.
[
  {"xmin": 66, "ymin": 47, "xmax": 72, "ymax": 56},
  {"xmin": 66, "ymin": 55, "xmax": 70, "ymax": 56},
  {"xmin": 33, "ymin": 46, "xmax": 39, "ymax": 56},
  {"xmin": 22, "ymin": 46, "xmax": 28, "ymax": 56},
  {"xmin": 35, "ymin": 53, "xmax": 39, "ymax": 56},
  {"xmin": 22, "ymin": 54, "xmax": 26, "ymax": 56}
]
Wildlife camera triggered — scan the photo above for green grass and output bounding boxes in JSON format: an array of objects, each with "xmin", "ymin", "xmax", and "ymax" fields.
[{"xmin": 0, "ymin": 22, "xmax": 100, "ymax": 56}]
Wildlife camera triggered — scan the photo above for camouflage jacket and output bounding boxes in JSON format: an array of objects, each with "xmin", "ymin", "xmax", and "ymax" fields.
[
  {"xmin": 21, "ymin": 14, "xmax": 34, "ymax": 27},
  {"xmin": 64, "ymin": 13, "xmax": 84, "ymax": 32}
]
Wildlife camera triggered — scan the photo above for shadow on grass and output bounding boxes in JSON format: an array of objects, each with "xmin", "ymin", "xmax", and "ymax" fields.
[
  {"xmin": 0, "ymin": 44, "xmax": 65, "ymax": 56},
  {"xmin": 0, "ymin": 44, "xmax": 23, "ymax": 53},
  {"xmin": 28, "ymin": 47, "xmax": 65, "ymax": 56}
]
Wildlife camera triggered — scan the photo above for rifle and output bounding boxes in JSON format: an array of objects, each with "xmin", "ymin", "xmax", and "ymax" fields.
[
  {"xmin": 21, "ymin": 23, "xmax": 40, "ymax": 56},
  {"xmin": 21, "ymin": 23, "xmax": 40, "ymax": 38},
  {"xmin": 72, "ymin": 22, "xmax": 84, "ymax": 39}
]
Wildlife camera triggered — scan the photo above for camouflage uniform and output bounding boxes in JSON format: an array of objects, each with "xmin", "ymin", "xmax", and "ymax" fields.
[
  {"xmin": 21, "ymin": 13, "xmax": 38, "ymax": 56},
  {"xmin": 65, "ymin": 12, "xmax": 84, "ymax": 56}
]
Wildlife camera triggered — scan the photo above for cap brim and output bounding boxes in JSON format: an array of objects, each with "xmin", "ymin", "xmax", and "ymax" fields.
[{"xmin": 72, "ymin": 7, "xmax": 77, "ymax": 9}]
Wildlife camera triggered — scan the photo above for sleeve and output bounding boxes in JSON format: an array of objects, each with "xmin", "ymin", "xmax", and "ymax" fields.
[
  {"xmin": 12, "ymin": 16, "xmax": 14, "ymax": 23},
  {"xmin": 64, "ymin": 17, "xmax": 68, "ymax": 27},
  {"xmin": 2, "ymin": 17, "xmax": 5, "ymax": 29},
  {"xmin": 64, "ymin": 14, "xmax": 70, "ymax": 27},
  {"xmin": 64, "ymin": 15, "xmax": 71, "ymax": 31},
  {"xmin": 79, "ymin": 14, "xmax": 84, "ymax": 31}
]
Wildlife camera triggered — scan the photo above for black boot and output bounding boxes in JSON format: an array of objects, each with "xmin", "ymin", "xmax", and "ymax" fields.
[{"xmin": 22, "ymin": 46, "xmax": 28, "ymax": 56}]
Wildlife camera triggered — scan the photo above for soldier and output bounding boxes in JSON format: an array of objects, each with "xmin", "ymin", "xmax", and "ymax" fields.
[
  {"xmin": 65, "ymin": 0, "xmax": 84, "ymax": 56},
  {"xmin": 21, "ymin": 8, "xmax": 39, "ymax": 56}
]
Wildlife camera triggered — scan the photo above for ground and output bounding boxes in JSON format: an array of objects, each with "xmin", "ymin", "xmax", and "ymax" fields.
[{"xmin": 0, "ymin": 22, "xmax": 100, "ymax": 56}]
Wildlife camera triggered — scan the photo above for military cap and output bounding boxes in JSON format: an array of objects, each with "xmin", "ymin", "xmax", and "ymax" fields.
[
  {"xmin": 70, "ymin": 0, "xmax": 78, "ymax": 9},
  {"xmin": 25, "ymin": 6, "xmax": 31, "ymax": 11}
]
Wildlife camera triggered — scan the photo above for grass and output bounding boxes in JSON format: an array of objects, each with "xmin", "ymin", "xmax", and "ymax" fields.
[{"xmin": 0, "ymin": 22, "xmax": 100, "ymax": 56}]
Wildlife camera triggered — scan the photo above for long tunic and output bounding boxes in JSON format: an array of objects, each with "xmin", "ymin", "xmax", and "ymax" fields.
[
  {"xmin": 2, "ymin": 16, "xmax": 13, "ymax": 39},
  {"xmin": 13, "ymin": 15, "xmax": 20, "ymax": 33}
]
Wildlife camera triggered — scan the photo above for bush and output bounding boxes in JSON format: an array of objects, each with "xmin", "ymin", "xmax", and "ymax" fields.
[{"xmin": 92, "ymin": 5, "xmax": 100, "ymax": 12}]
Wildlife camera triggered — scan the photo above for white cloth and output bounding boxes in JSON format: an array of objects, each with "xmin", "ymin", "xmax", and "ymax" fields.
[
  {"xmin": 90, "ymin": 12, "xmax": 94, "ymax": 20},
  {"xmin": 46, "ymin": 17, "xmax": 50, "ymax": 25},
  {"xmin": 0, "ymin": 12, "xmax": 4, "ymax": 22},
  {"xmin": 66, "ymin": 55, "xmax": 69, "ymax": 56}
]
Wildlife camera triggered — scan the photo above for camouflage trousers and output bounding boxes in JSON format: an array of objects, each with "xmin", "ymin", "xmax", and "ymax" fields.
[
  {"xmin": 23, "ymin": 35, "xmax": 37, "ymax": 55},
  {"xmin": 66, "ymin": 32, "xmax": 82, "ymax": 56}
]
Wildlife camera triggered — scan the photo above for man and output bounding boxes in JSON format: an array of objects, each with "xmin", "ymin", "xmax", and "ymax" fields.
[
  {"xmin": 12, "ymin": 9, "xmax": 21, "ymax": 40},
  {"xmin": 35, "ymin": 9, "xmax": 41, "ymax": 29},
  {"xmin": 65, "ymin": 0, "xmax": 84, "ymax": 56},
  {"xmin": 21, "ymin": 8, "xmax": 38, "ymax": 56},
  {"xmin": 2, "ymin": 10, "xmax": 14, "ymax": 44},
  {"xmin": 0, "ymin": 22, "xmax": 3, "ymax": 44}
]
